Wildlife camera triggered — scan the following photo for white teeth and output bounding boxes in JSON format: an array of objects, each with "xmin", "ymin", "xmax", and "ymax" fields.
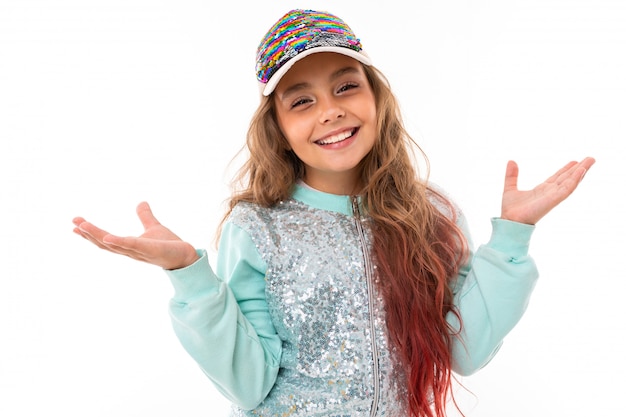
[{"xmin": 317, "ymin": 130, "xmax": 353, "ymax": 145}]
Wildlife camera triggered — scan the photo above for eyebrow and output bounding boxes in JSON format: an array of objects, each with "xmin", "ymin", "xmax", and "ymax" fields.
[{"xmin": 278, "ymin": 66, "xmax": 362, "ymax": 101}]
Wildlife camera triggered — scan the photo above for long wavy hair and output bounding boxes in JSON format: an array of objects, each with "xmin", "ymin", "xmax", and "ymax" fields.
[{"xmin": 220, "ymin": 64, "xmax": 469, "ymax": 417}]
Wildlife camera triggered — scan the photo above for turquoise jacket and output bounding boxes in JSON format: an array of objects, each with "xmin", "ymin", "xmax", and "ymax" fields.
[{"xmin": 166, "ymin": 184, "xmax": 538, "ymax": 415}]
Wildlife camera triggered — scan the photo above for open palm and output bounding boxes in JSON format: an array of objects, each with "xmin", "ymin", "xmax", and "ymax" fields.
[
  {"xmin": 500, "ymin": 157, "xmax": 595, "ymax": 225},
  {"xmin": 73, "ymin": 202, "xmax": 199, "ymax": 270}
]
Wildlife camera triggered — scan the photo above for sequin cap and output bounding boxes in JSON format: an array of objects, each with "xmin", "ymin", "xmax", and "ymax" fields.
[{"xmin": 256, "ymin": 9, "xmax": 372, "ymax": 96}]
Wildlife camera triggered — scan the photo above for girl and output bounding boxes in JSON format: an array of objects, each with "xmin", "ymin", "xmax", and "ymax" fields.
[{"xmin": 72, "ymin": 9, "xmax": 595, "ymax": 417}]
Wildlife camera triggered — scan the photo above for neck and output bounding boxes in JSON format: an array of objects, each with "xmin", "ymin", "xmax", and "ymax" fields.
[{"xmin": 302, "ymin": 172, "xmax": 362, "ymax": 196}]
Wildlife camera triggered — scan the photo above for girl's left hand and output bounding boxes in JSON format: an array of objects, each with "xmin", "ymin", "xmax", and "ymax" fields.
[{"xmin": 500, "ymin": 157, "xmax": 595, "ymax": 225}]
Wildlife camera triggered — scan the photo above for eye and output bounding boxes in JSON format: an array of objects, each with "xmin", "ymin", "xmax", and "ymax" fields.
[
  {"xmin": 291, "ymin": 97, "xmax": 312, "ymax": 108},
  {"xmin": 337, "ymin": 82, "xmax": 358, "ymax": 94}
]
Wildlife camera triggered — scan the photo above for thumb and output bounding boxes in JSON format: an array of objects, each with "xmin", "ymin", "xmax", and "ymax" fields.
[
  {"xmin": 136, "ymin": 201, "xmax": 161, "ymax": 230},
  {"xmin": 503, "ymin": 160, "xmax": 519, "ymax": 191}
]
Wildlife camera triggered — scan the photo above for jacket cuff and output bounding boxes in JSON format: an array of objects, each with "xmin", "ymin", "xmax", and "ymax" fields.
[
  {"xmin": 486, "ymin": 218, "xmax": 535, "ymax": 258},
  {"xmin": 165, "ymin": 249, "xmax": 221, "ymax": 300}
]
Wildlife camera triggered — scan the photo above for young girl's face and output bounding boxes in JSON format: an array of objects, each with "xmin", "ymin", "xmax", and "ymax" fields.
[{"xmin": 273, "ymin": 52, "xmax": 377, "ymax": 195}]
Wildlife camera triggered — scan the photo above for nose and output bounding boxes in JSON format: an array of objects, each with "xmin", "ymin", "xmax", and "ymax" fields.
[{"xmin": 318, "ymin": 95, "xmax": 345, "ymax": 124}]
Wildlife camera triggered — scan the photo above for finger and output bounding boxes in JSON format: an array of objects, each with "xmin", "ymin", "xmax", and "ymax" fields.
[
  {"xmin": 573, "ymin": 157, "xmax": 595, "ymax": 184},
  {"xmin": 72, "ymin": 217, "xmax": 86, "ymax": 226},
  {"xmin": 102, "ymin": 234, "xmax": 168, "ymax": 257},
  {"xmin": 73, "ymin": 220, "xmax": 110, "ymax": 241},
  {"xmin": 73, "ymin": 218, "xmax": 94, "ymax": 241},
  {"xmin": 543, "ymin": 161, "xmax": 578, "ymax": 185},
  {"xmin": 73, "ymin": 226, "xmax": 118, "ymax": 252},
  {"xmin": 136, "ymin": 201, "xmax": 161, "ymax": 230},
  {"xmin": 578, "ymin": 156, "xmax": 596, "ymax": 178},
  {"xmin": 102, "ymin": 233, "xmax": 142, "ymax": 250},
  {"xmin": 549, "ymin": 162, "xmax": 594, "ymax": 203},
  {"xmin": 73, "ymin": 221, "xmax": 134, "ymax": 254},
  {"xmin": 72, "ymin": 216, "xmax": 154, "ymax": 261},
  {"xmin": 503, "ymin": 160, "xmax": 519, "ymax": 191},
  {"xmin": 100, "ymin": 236, "xmax": 167, "ymax": 265},
  {"xmin": 552, "ymin": 157, "xmax": 595, "ymax": 186}
]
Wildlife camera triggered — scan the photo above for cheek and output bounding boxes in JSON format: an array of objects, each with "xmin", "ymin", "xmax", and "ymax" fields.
[
  {"xmin": 363, "ymin": 103, "xmax": 378, "ymax": 133},
  {"xmin": 278, "ymin": 117, "xmax": 296, "ymax": 145},
  {"xmin": 369, "ymin": 106, "xmax": 378, "ymax": 126},
  {"xmin": 275, "ymin": 111, "xmax": 295, "ymax": 145},
  {"xmin": 354, "ymin": 93, "xmax": 377, "ymax": 125},
  {"xmin": 278, "ymin": 113, "xmax": 310, "ymax": 146}
]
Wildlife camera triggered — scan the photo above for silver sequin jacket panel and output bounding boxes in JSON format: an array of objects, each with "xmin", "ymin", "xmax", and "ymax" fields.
[
  {"xmin": 167, "ymin": 183, "xmax": 539, "ymax": 417},
  {"xmin": 227, "ymin": 195, "xmax": 403, "ymax": 416}
]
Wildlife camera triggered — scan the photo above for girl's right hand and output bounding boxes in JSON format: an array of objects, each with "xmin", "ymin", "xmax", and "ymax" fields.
[{"xmin": 72, "ymin": 202, "xmax": 200, "ymax": 270}]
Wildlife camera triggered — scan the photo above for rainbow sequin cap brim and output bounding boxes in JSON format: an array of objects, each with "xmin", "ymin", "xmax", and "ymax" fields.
[{"xmin": 256, "ymin": 9, "xmax": 372, "ymax": 96}]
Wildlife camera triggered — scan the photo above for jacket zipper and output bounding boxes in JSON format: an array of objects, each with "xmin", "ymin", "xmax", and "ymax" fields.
[{"xmin": 352, "ymin": 196, "xmax": 380, "ymax": 417}]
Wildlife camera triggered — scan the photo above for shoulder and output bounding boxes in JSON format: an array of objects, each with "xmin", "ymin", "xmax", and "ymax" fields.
[
  {"xmin": 425, "ymin": 181, "xmax": 462, "ymax": 221},
  {"xmin": 227, "ymin": 201, "xmax": 268, "ymax": 229},
  {"xmin": 227, "ymin": 199, "xmax": 301, "ymax": 232}
]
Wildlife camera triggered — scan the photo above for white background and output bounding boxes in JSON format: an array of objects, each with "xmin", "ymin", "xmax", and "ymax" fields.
[{"xmin": 1, "ymin": 0, "xmax": 624, "ymax": 415}]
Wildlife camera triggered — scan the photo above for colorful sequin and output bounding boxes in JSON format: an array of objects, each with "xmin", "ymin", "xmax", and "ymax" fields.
[{"xmin": 256, "ymin": 9, "xmax": 364, "ymax": 85}]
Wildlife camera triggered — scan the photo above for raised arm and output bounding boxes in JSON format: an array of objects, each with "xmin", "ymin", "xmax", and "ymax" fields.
[
  {"xmin": 448, "ymin": 157, "xmax": 595, "ymax": 374},
  {"xmin": 73, "ymin": 203, "xmax": 281, "ymax": 408}
]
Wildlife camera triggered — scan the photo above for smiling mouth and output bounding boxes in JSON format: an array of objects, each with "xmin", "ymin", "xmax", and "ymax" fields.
[{"xmin": 315, "ymin": 128, "xmax": 357, "ymax": 145}]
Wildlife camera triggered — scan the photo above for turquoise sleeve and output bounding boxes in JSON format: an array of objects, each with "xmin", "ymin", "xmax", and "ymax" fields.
[
  {"xmin": 166, "ymin": 222, "xmax": 281, "ymax": 410},
  {"xmin": 447, "ymin": 216, "xmax": 539, "ymax": 376}
]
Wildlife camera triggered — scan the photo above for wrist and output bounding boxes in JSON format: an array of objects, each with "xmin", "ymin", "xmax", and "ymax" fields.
[{"xmin": 165, "ymin": 246, "xmax": 201, "ymax": 271}]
